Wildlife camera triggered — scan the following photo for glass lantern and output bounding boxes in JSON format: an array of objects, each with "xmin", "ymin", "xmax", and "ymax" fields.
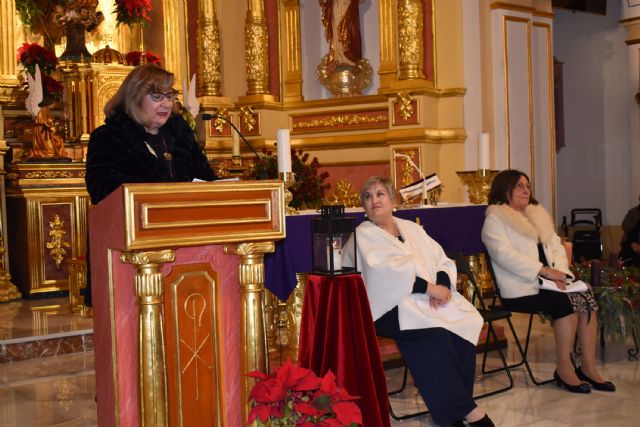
[{"xmin": 311, "ymin": 205, "xmax": 357, "ymax": 276}]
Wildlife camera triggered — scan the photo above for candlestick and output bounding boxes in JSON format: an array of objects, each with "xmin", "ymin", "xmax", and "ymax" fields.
[
  {"xmin": 276, "ymin": 129, "xmax": 292, "ymax": 173},
  {"xmin": 232, "ymin": 131, "xmax": 240, "ymax": 157},
  {"xmin": 479, "ymin": 133, "xmax": 490, "ymax": 170}
]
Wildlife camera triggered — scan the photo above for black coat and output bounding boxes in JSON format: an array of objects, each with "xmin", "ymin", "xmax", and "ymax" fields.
[{"xmin": 86, "ymin": 110, "xmax": 217, "ymax": 205}]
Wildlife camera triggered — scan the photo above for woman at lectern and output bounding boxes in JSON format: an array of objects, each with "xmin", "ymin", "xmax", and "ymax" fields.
[
  {"xmin": 482, "ymin": 169, "xmax": 615, "ymax": 393},
  {"xmin": 342, "ymin": 176, "xmax": 493, "ymax": 427},
  {"xmin": 85, "ymin": 63, "xmax": 216, "ymax": 205}
]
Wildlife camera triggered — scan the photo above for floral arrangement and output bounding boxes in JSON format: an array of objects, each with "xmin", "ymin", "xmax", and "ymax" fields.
[
  {"xmin": 124, "ymin": 50, "xmax": 161, "ymax": 66},
  {"xmin": 254, "ymin": 149, "xmax": 330, "ymax": 209},
  {"xmin": 16, "ymin": 42, "xmax": 63, "ymax": 99},
  {"xmin": 571, "ymin": 260, "xmax": 640, "ymax": 343},
  {"xmin": 247, "ymin": 360, "xmax": 362, "ymax": 426},
  {"xmin": 114, "ymin": 0, "xmax": 152, "ymax": 28}
]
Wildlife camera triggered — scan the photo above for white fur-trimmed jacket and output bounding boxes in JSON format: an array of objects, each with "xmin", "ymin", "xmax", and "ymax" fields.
[{"xmin": 481, "ymin": 204, "xmax": 573, "ymax": 299}]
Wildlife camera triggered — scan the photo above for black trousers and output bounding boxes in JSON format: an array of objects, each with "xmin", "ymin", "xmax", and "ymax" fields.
[{"xmin": 375, "ymin": 306, "xmax": 477, "ymax": 426}]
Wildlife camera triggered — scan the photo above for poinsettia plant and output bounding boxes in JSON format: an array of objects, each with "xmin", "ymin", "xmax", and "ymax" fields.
[
  {"xmin": 247, "ymin": 359, "xmax": 362, "ymax": 426},
  {"xmin": 114, "ymin": 0, "xmax": 152, "ymax": 28},
  {"xmin": 17, "ymin": 42, "xmax": 58, "ymax": 77},
  {"xmin": 124, "ymin": 50, "xmax": 161, "ymax": 66}
]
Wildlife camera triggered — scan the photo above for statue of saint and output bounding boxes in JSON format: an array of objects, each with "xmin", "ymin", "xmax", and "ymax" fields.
[
  {"xmin": 319, "ymin": 0, "xmax": 363, "ymax": 70},
  {"xmin": 27, "ymin": 105, "xmax": 67, "ymax": 159}
]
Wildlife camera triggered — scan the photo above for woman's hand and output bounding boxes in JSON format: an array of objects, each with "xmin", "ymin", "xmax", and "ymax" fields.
[
  {"xmin": 427, "ymin": 283, "xmax": 452, "ymax": 308},
  {"xmin": 540, "ymin": 266, "xmax": 568, "ymax": 290}
]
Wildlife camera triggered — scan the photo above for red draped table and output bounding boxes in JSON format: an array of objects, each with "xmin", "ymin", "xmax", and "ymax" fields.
[{"xmin": 298, "ymin": 274, "xmax": 390, "ymax": 427}]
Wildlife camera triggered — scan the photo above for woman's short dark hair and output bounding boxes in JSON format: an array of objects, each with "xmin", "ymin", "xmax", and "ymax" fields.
[
  {"xmin": 103, "ymin": 63, "xmax": 175, "ymax": 126},
  {"xmin": 359, "ymin": 176, "xmax": 397, "ymax": 206},
  {"xmin": 487, "ymin": 169, "xmax": 538, "ymax": 205}
]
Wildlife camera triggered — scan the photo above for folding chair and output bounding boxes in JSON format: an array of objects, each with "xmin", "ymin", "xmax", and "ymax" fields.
[
  {"xmin": 483, "ymin": 251, "xmax": 555, "ymax": 385},
  {"xmin": 446, "ymin": 252, "xmax": 514, "ymax": 398}
]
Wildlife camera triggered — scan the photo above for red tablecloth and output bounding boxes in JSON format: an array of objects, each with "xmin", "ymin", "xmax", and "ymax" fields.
[{"xmin": 298, "ymin": 274, "xmax": 390, "ymax": 427}]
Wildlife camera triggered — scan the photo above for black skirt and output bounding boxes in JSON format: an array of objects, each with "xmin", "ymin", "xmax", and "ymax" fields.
[{"xmin": 502, "ymin": 288, "xmax": 598, "ymax": 319}]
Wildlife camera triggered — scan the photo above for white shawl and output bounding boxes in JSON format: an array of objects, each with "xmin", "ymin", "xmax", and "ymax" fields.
[{"xmin": 343, "ymin": 217, "xmax": 483, "ymax": 345}]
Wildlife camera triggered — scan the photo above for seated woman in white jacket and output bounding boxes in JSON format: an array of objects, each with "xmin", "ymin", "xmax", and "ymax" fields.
[
  {"xmin": 481, "ymin": 169, "xmax": 615, "ymax": 393},
  {"xmin": 343, "ymin": 176, "xmax": 492, "ymax": 427}
]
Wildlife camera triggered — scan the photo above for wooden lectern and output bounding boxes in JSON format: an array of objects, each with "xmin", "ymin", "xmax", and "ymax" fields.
[{"xmin": 89, "ymin": 180, "xmax": 285, "ymax": 427}]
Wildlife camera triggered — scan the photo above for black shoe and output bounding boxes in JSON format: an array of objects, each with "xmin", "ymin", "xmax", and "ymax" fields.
[
  {"xmin": 554, "ymin": 370, "xmax": 591, "ymax": 393},
  {"xmin": 450, "ymin": 420, "xmax": 466, "ymax": 427},
  {"xmin": 468, "ymin": 414, "xmax": 495, "ymax": 427},
  {"xmin": 575, "ymin": 366, "xmax": 616, "ymax": 392}
]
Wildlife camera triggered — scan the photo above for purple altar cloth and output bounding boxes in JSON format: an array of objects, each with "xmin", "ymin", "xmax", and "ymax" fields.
[{"xmin": 264, "ymin": 204, "xmax": 488, "ymax": 301}]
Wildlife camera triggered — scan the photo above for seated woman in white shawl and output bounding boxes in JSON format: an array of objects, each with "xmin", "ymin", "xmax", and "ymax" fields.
[{"xmin": 343, "ymin": 176, "xmax": 492, "ymax": 427}]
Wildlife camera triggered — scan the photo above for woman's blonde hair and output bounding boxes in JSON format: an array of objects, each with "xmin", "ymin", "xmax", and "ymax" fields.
[
  {"xmin": 103, "ymin": 63, "xmax": 174, "ymax": 126},
  {"xmin": 359, "ymin": 176, "xmax": 397, "ymax": 206}
]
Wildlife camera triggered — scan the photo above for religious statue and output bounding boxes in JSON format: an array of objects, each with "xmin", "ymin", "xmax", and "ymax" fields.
[
  {"xmin": 317, "ymin": 0, "xmax": 372, "ymax": 97},
  {"xmin": 320, "ymin": 0, "xmax": 363, "ymax": 70},
  {"xmin": 24, "ymin": 65, "xmax": 67, "ymax": 160}
]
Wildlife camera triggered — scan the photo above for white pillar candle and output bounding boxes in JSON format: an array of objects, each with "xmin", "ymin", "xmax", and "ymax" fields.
[
  {"xmin": 232, "ymin": 131, "xmax": 240, "ymax": 156},
  {"xmin": 276, "ymin": 128, "xmax": 292, "ymax": 173},
  {"xmin": 479, "ymin": 132, "xmax": 490, "ymax": 170}
]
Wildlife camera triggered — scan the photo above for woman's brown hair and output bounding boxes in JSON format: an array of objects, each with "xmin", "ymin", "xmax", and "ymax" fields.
[
  {"xmin": 487, "ymin": 169, "xmax": 538, "ymax": 206},
  {"xmin": 103, "ymin": 63, "xmax": 174, "ymax": 126}
]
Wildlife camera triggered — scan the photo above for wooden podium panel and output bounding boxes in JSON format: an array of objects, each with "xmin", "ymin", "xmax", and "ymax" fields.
[{"xmin": 121, "ymin": 181, "xmax": 285, "ymax": 249}]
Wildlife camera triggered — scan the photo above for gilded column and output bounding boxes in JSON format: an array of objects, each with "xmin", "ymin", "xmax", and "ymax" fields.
[
  {"xmin": 0, "ymin": 0, "xmax": 19, "ymax": 98},
  {"xmin": 282, "ymin": 0, "xmax": 302, "ymax": 102},
  {"xmin": 121, "ymin": 249, "xmax": 175, "ymax": 427},
  {"xmin": 0, "ymin": 105, "xmax": 19, "ymax": 302},
  {"xmin": 197, "ymin": 0, "xmax": 222, "ymax": 96},
  {"xmin": 378, "ymin": 0, "xmax": 398, "ymax": 91},
  {"xmin": 245, "ymin": 0, "xmax": 270, "ymax": 95},
  {"xmin": 397, "ymin": 0, "xmax": 425, "ymax": 80},
  {"xmin": 162, "ymin": 0, "xmax": 184, "ymax": 90},
  {"xmin": 224, "ymin": 241, "xmax": 274, "ymax": 424}
]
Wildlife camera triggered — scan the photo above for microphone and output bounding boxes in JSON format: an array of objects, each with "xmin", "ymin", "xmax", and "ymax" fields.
[{"xmin": 200, "ymin": 113, "xmax": 268, "ymax": 179}]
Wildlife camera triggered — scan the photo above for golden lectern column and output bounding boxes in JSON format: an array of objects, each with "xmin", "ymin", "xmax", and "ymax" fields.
[
  {"xmin": 397, "ymin": 0, "xmax": 425, "ymax": 80},
  {"xmin": 121, "ymin": 249, "xmax": 175, "ymax": 427},
  {"xmin": 224, "ymin": 241, "xmax": 274, "ymax": 424}
]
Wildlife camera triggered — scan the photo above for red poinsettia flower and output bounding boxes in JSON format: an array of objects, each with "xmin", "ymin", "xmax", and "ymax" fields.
[
  {"xmin": 124, "ymin": 51, "xmax": 161, "ymax": 67},
  {"xmin": 114, "ymin": 0, "xmax": 152, "ymax": 28},
  {"xmin": 247, "ymin": 360, "xmax": 362, "ymax": 426},
  {"xmin": 16, "ymin": 42, "xmax": 58, "ymax": 77}
]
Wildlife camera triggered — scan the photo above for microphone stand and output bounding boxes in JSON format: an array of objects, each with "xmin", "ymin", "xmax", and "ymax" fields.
[{"xmin": 200, "ymin": 113, "xmax": 269, "ymax": 179}]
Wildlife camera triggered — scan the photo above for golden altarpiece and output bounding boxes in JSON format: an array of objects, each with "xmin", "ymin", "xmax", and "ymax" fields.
[{"xmin": 0, "ymin": 0, "xmax": 482, "ymax": 423}]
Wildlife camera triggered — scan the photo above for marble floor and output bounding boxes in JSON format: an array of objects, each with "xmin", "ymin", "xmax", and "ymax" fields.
[{"xmin": 0, "ymin": 297, "xmax": 638, "ymax": 426}]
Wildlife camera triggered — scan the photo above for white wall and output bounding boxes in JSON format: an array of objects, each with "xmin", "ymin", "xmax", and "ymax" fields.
[{"xmin": 553, "ymin": 1, "xmax": 636, "ymax": 226}]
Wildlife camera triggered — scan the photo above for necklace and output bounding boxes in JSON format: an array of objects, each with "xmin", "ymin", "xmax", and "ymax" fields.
[
  {"xmin": 143, "ymin": 134, "xmax": 173, "ymax": 177},
  {"xmin": 373, "ymin": 218, "xmax": 401, "ymax": 238}
]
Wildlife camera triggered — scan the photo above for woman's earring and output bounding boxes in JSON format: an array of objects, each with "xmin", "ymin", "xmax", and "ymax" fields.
[
  {"xmin": 364, "ymin": 212, "xmax": 368, "ymax": 217},
  {"xmin": 392, "ymin": 207, "xmax": 397, "ymax": 213}
]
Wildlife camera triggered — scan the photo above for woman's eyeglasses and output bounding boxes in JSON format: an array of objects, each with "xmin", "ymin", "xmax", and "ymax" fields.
[
  {"xmin": 515, "ymin": 182, "xmax": 532, "ymax": 191},
  {"xmin": 149, "ymin": 91, "xmax": 178, "ymax": 102}
]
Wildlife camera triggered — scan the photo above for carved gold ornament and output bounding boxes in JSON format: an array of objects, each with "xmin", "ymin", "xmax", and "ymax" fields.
[
  {"xmin": 293, "ymin": 113, "xmax": 387, "ymax": 130},
  {"xmin": 240, "ymin": 106, "xmax": 257, "ymax": 132},
  {"xmin": 324, "ymin": 179, "xmax": 360, "ymax": 208},
  {"xmin": 316, "ymin": 56, "xmax": 373, "ymax": 97},
  {"xmin": 46, "ymin": 215, "xmax": 71, "ymax": 269},
  {"xmin": 397, "ymin": 92, "xmax": 414, "ymax": 120},
  {"xmin": 211, "ymin": 109, "xmax": 230, "ymax": 134}
]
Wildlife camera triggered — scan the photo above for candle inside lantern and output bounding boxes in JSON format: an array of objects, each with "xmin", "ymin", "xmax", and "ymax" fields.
[
  {"xmin": 479, "ymin": 132, "xmax": 490, "ymax": 170},
  {"xmin": 276, "ymin": 128, "xmax": 292, "ymax": 173},
  {"xmin": 232, "ymin": 131, "xmax": 240, "ymax": 156}
]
